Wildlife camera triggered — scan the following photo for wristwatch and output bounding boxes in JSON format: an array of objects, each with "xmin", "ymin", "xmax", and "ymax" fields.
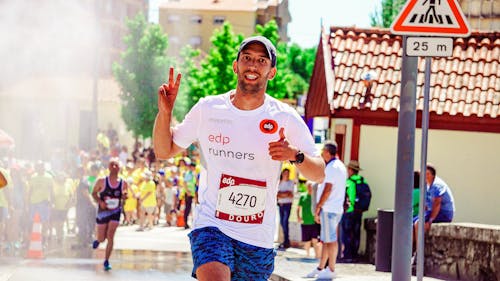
[{"xmin": 290, "ymin": 150, "xmax": 305, "ymax": 165}]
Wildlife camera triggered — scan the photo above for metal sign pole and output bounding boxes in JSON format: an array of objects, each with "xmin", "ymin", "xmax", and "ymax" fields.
[
  {"xmin": 392, "ymin": 35, "xmax": 418, "ymax": 281},
  {"xmin": 417, "ymin": 56, "xmax": 432, "ymax": 281}
]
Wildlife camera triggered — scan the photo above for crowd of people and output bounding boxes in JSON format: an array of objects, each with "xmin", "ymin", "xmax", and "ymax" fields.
[{"xmin": 0, "ymin": 128, "xmax": 202, "ymax": 260}]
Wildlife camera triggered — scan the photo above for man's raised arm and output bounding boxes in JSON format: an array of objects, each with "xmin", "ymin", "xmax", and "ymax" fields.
[{"xmin": 153, "ymin": 67, "xmax": 184, "ymax": 160}]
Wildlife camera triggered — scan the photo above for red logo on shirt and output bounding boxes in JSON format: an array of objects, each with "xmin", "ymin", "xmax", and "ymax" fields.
[{"xmin": 259, "ymin": 119, "xmax": 278, "ymax": 134}]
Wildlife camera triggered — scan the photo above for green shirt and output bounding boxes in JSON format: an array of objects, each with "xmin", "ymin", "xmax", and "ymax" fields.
[
  {"xmin": 345, "ymin": 174, "xmax": 366, "ymax": 213},
  {"xmin": 87, "ymin": 176, "xmax": 97, "ymax": 194},
  {"xmin": 298, "ymin": 193, "xmax": 315, "ymax": 225},
  {"xmin": 412, "ymin": 188, "xmax": 420, "ymax": 217}
]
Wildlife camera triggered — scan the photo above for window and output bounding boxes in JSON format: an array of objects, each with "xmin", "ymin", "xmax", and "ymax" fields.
[
  {"xmin": 190, "ymin": 15, "xmax": 202, "ymax": 24},
  {"xmin": 168, "ymin": 14, "xmax": 180, "ymax": 23},
  {"xmin": 169, "ymin": 36, "xmax": 180, "ymax": 45},
  {"xmin": 213, "ymin": 16, "xmax": 225, "ymax": 25},
  {"xmin": 189, "ymin": 36, "xmax": 202, "ymax": 47}
]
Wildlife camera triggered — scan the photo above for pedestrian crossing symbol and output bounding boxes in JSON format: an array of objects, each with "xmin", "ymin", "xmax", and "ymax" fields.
[{"xmin": 390, "ymin": 0, "xmax": 471, "ymax": 37}]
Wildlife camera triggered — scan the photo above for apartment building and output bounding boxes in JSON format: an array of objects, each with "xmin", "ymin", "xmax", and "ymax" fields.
[
  {"xmin": 93, "ymin": 0, "xmax": 148, "ymax": 77},
  {"xmin": 0, "ymin": 0, "xmax": 148, "ymax": 158},
  {"xmin": 460, "ymin": 0, "xmax": 500, "ymax": 31},
  {"xmin": 158, "ymin": 0, "xmax": 291, "ymax": 55}
]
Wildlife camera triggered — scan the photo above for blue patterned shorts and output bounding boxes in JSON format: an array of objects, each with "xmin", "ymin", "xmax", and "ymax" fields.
[{"xmin": 188, "ymin": 227, "xmax": 276, "ymax": 281}]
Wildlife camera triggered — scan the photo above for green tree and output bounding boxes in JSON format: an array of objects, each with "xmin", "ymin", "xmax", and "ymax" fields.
[
  {"xmin": 370, "ymin": 0, "xmax": 406, "ymax": 28},
  {"xmin": 255, "ymin": 20, "xmax": 316, "ymax": 99},
  {"xmin": 200, "ymin": 23, "xmax": 242, "ymax": 96},
  {"xmin": 173, "ymin": 20, "xmax": 317, "ymax": 120},
  {"xmin": 255, "ymin": 20, "xmax": 293, "ymax": 99},
  {"xmin": 288, "ymin": 44, "xmax": 316, "ymax": 83},
  {"xmin": 113, "ymin": 13, "xmax": 173, "ymax": 138},
  {"xmin": 174, "ymin": 45, "xmax": 201, "ymax": 122},
  {"xmin": 177, "ymin": 23, "xmax": 241, "ymax": 112}
]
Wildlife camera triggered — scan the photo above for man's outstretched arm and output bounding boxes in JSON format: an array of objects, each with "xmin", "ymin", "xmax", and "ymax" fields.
[{"xmin": 153, "ymin": 67, "xmax": 184, "ymax": 160}]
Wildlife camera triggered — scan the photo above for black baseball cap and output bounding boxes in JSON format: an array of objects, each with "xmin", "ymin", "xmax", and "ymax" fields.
[{"xmin": 237, "ymin": 36, "xmax": 277, "ymax": 67}]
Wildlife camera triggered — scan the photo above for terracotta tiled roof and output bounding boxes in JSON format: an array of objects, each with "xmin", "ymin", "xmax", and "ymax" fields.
[{"xmin": 305, "ymin": 26, "xmax": 500, "ymax": 131}]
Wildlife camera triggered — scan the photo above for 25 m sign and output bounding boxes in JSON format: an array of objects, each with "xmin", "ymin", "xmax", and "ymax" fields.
[{"xmin": 406, "ymin": 37, "xmax": 453, "ymax": 57}]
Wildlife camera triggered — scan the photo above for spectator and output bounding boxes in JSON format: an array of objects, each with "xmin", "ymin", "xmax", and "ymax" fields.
[
  {"xmin": 412, "ymin": 164, "xmax": 455, "ymax": 262},
  {"xmin": 137, "ymin": 170, "xmax": 156, "ymax": 231},
  {"xmin": 0, "ymin": 165, "xmax": 11, "ymax": 246},
  {"xmin": 74, "ymin": 166, "xmax": 96, "ymax": 247},
  {"xmin": 297, "ymin": 180, "xmax": 321, "ymax": 258},
  {"xmin": 123, "ymin": 177, "xmax": 138, "ymax": 225},
  {"xmin": 412, "ymin": 171, "xmax": 420, "ymax": 218},
  {"xmin": 307, "ymin": 141, "xmax": 347, "ymax": 279},
  {"xmin": 182, "ymin": 161, "xmax": 197, "ymax": 230},
  {"xmin": 118, "ymin": 145, "xmax": 128, "ymax": 166},
  {"xmin": 163, "ymin": 173, "xmax": 177, "ymax": 226},
  {"xmin": 340, "ymin": 160, "xmax": 369, "ymax": 262},
  {"xmin": 277, "ymin": 168, "xmax": 295, "ymax": 249},
  {"xmin": 28, "ymin": 161, "xmax": 54, "ymax": 248},
  {"xmin": 51, "ymin": 172, "xmax": 73, "ymax": 243}
]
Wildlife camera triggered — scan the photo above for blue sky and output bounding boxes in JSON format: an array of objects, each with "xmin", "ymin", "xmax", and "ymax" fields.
[{"xmin": 149, "ymin": 0, "xmax": 379, "ymax": 48}]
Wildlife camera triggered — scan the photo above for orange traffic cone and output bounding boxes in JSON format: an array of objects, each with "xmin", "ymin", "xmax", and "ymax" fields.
[
  {"xmin": 27, "ymin": 212, "xmax": 44, "ymax": 259},
  {"xmin": 176, "ymin": 209, "xmax": 185, "ymax": 227}
]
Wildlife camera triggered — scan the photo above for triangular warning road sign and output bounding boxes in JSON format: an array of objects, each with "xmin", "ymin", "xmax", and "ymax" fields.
[{"xmin": 390, "ymin": 0, "xmax": 471, "ymax": 37}]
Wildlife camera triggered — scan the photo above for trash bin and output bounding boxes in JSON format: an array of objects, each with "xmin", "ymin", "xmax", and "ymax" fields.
[{"xmin": 375, "ymin": 209, "xmax": 394, "ymax": 272}]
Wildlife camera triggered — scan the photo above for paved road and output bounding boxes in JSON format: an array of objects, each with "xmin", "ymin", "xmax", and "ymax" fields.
[{"xmin": 0, "ymin": 224, "xmax": 445, "ymax": 281}]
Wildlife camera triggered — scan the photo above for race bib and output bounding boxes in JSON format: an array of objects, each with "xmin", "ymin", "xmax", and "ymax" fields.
[
  {"xmin": 215, "ymin": 173, "xmax": 267, "ymax": 224},
  {"xmin": 105, "ymin": 198, "xmax": 120, "ymax": 209}
]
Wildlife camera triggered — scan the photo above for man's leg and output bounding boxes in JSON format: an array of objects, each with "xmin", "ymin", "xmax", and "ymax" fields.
[
  {"xmin": 233, "ymin": 237, "xmax": 275, "ymax": 281},
  {"xmin": 324, "ymin": 241, "xmax": 339, "ymax": 272},
  {"xmin": 95, "ymin": 223, "xmax": 107, "ymax": 243},
  {"xmin": 196, "ymin": 262, "xmax": 231, "ymax": 281},
  {"xmin": 352, "ymin": 212, "xmax": 362, "ymax": 260},
  {"xmin": 282, "ymin": 203, "xmax": 291, "ymax": 247},
  {"xmin": 189, "ymin": 227, "xmax": 233, "ymax": 281},
  {"xmin": 341, "ymin": 213, "xmax": 354, "ymax": 259},
  {"xmin": 103, "ymin": 221, "xmax": 119, "ymax": 270},
  {"xmin": 184, "ymin": 195, "xmax": 193, "ymax": 229}
]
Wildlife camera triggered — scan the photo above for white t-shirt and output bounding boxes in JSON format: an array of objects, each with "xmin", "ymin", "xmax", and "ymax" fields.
[
  {"xmin": 277, "ymin": 180, "xmax": 295, "ymax": 204},
  {"xmin": 316, "ymin": 158, "xmax": 347, "ymax": 214},
  {"xmin": 172, "ymin": 91, "xmax": 319, "ymax": 248}
]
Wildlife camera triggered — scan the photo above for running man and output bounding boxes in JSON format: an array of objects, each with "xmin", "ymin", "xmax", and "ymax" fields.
[
  {"xmin": 91, "ymin": 158, "xmax": 128, "ymax": 271},
  {"xmin": 153, "ymin": 36, "xmax": 325, "ymax": 280}
]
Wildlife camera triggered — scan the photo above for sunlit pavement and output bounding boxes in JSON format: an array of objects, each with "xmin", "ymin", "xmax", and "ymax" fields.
[
  {"xmin": 0, "ymin": 224, "xmax": 446, "ymax": 281},
  {"xmin": 0, "ymin": 225, "xmax": 193, "ymax": 281},
  {"xmin": 272, "ymin": 248, "xmax": 446, "ymax": 281}
]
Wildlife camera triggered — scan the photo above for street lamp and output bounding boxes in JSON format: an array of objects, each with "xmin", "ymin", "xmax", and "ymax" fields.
[{"xmin": 360, "ymin": 70, "xmax": 378, "ymax": 109}]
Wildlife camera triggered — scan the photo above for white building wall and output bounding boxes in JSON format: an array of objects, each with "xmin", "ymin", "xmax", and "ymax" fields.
[{"xmin": 359, "ymin": 125, "xmax": 500, "ymax": 225}]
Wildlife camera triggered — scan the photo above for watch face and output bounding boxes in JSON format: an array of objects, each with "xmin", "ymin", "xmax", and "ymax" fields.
[{"xmin": 296, "ymin": 152, "xmax": 305, "ymax": 164}]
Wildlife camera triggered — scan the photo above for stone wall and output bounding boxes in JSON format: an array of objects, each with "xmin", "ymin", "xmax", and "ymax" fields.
[
  {"xmin": 364, "ymin": 220, "xmax": 500, "ymax": 281},
  {"xmin": 425, "ymin": 223, "xmax": 500, "ymax": 281}
]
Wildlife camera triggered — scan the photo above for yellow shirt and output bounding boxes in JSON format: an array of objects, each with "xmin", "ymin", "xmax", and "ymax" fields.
[
  {"xmin": 29, "ymin": 172, "xmax": 54, "ymax": 204},
  {"xmin": 53, "ymin": 180, "xmax": 72, "ymax": 210},
  {"xmin": 131, "ymin": 168, "xmax": 146, "ymax": 185},
  {"xmin": 123, "ymin": 183, "xmax": 139, "ymax": 212},
  {"xmin": 282, "ymin": 162, "xmax": 297, "ymax": 180},
  {"xmin": 140, "ymin": 180, "xmax": 157, "ymax": 208}
]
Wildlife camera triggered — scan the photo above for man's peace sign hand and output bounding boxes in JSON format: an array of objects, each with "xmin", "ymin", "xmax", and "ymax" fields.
[{"xmin": 158, "ymin": 67, "xmax": 182, "ymax": 114}]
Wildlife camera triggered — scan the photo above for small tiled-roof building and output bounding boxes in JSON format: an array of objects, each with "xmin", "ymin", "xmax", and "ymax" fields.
[{"xmin": 305, "ymin": 26, "xmax": 499, "ymax": 226}]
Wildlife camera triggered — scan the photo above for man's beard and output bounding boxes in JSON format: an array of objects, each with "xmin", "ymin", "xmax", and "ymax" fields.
[{"xmin": 237, "ymin": 71, "xmax": 268, "ymax": 94}]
